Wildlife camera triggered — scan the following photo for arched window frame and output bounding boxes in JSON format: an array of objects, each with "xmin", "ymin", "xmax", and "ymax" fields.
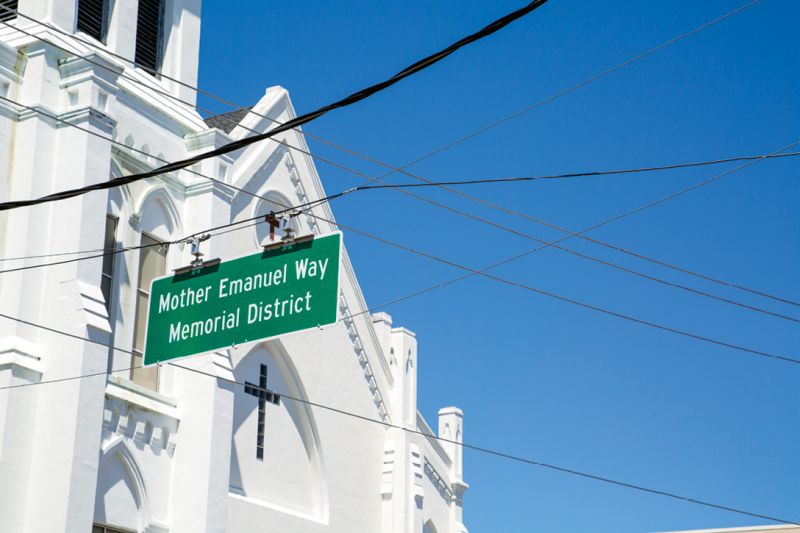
[
  {"xmin": 106, "ymin": 179, "xmax": 181, "ymax": 392},
  {"xmin": 251, "ymin": 190, "xmax": 305, "ymax": 248}
]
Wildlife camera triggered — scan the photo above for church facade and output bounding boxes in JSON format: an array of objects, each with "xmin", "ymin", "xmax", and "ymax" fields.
[{"xmin": 0, "ymin": 1, "xmax": 468, "ymax": 532}]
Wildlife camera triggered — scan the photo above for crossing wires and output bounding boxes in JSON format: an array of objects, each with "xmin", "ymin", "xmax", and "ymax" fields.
[
  {"xmin": 0, "ymin": 310, "xmax": 796, "ymax": 526},
  {"xmin": 1, "ymin": 0, "xmax": 793, "ymax": 315},
  {"xmin": 0, "ymin": 0, "xmax": 552, "ymax": 211}
]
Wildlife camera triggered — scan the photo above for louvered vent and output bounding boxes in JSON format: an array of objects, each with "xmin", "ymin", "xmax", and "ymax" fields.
[
  {"xmin": 135, "ymin": 0, "xmax": 164, "ymax": 73},
  {"xmin": 77, "ymin": 0, "xmax": 106, "ymax": 41},
  {"xmin": 0, "ymin": 0, "xmax": 18, "ymax": 22}
]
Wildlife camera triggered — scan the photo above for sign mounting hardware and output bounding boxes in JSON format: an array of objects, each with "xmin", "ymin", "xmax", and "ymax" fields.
[{"xmin": 174, "ymin": 234, "xmax": 220, "ymax": 275}]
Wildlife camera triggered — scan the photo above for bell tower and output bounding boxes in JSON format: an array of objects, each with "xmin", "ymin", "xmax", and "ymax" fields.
[{"xmin": 7, "ymin": 0, "xmax": 202, "ymax": 104}]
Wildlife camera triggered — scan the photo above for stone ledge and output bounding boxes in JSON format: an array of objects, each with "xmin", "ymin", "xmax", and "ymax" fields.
[
  {"xmin": 106, "ymin": 374, "xmax": 178, "ymax": 418},
  {"xmin": 0, "ymin": 336, "xmax": 44, "ymax": 375}
]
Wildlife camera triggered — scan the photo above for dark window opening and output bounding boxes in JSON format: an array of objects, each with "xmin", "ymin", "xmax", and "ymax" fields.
[
  {"xmin": 100, "ymin": 215, "xmax": 117, "ymax": 315},
  {"xmin": 77, "ymin": 0, "xmax": 109, "ymax": 42},
  {"xmin": 0, "ymin": 0, "xmax": 18, "ymax": 23},
  {"xmin": 134, "ymin": 0, "xmax": 165, "ymax": 74}
]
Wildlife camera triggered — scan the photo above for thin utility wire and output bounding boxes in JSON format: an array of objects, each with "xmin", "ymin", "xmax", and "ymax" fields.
[
  {"xmin": 1, "ymin": 149, "xmax": 798, "ymax": 264},
  {"xmin": 5, "ymin": 94, "xmax": 798, "ymax": 329},
  {"xmin": 0, "ymin": 0, "xmax": 758, "ymax": 192},
  {"xmin": 358, "ymin": 0, "xmax": 762, "ymax": 187},
  {"xmin": 0, "ymin": 311, "xmax": 795, "ymax": 526},
  {"xmin": 6, "ymin": 187, "xmax": 799, "ymax": 364},
  {"xmin": 0, "ymin": 0, "xmax": 552, "ymax": 211},
  {"xmin": 184, "ymin": 99, "xmax": 800, "ymax": 324},
  {"xmin": 354, "ymin": 140, "xmax": 800, "ymax": 310},
  {"xmin": 1, "ymin": 94, "xmax": 798, "ymax": 359},
  {"xmin": 351, "ymin": 151, "xmax": 800, "ymax": 188},
  {"xmin": 335, "ymin": 221, "xmax": 800, "ymax": 365},
  {"xmin": 2, "ymin": 2, "xmax": 790, "ymax": 313}
]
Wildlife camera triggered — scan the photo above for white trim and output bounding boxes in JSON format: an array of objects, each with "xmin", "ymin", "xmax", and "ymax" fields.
[{"xmin": 106, "ymin": 375, "xmax": 178, "ymax": 417}]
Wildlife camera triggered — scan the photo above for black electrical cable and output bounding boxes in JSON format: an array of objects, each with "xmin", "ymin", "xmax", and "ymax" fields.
[
  {"xmin": 7, "ymin": 191, "xmax": 798, "ymax": 364},
  {"xmin": 0, "ymin": 311, "xmax": 796, "ymax": 526},
  {"xmin": 357, "ymin": 0, "xmax": 762, "ymax": 188},
  {"xmin": 0, "ymin": 0, "xmax": 550, "ymax": 212},
  {"xmin": 3, "ymin": 2, "xmax": 790, "ymax": 314},
  {"xmin": 4, "ymin": 90, "xmax": 800, "ymax": 320},
  {"xmin": 0, "ymin": 0, "xmax": 760, "ymax": 193},
  {"xmin": 0, "ymin": 101, "xmax": 797, "ymax": 356},
  {"xmin": 1, "ymin": 103, "xmax": 797, "ymax": 360},
  {"xmin": 350, "ymin": 151, "xmax": 800, "ymax": 188},
  {"xmin": 7, "ymin": 99, "xmax": 800, "ymax": 329}
]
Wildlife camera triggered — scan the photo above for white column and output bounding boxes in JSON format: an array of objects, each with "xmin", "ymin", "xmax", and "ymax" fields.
[
  {"xmin": 383, "ymin": 326, "xmax": 422, "ymax": 533},
  {"xmin": 105, "ymin": 0, "xmax": 139, "ymax": 63},
  {"xmin": 161, "ymin": 0, "xmax": 202, "ymax": 106},
  {"xmin": 18, "ymin": 0, "xmax": 78, "ymax": 30},
  {"xmin": 438, "ymin": 407, "xmax": 468, "ymax": 533},
  {"xmin": 9, "ymin": 45, "xmax": 123, "ymax": 531}
]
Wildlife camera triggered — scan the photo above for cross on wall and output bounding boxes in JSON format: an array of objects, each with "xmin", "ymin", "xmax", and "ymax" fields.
[{"xmin": 244, "ymin": 364, "xmax": 280, "ymax": 460}]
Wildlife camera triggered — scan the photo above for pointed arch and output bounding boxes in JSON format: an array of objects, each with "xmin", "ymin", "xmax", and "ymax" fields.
[
  {"xmin": 424, "ymin": 519, "xmax": 439, "ymax": 533},
  {"xmin": 136, "ymin": 185, "xmax": 182, "ymax": 239},
  {"xmin": 95, "ymin": 436, "xmax": 152, "ymax": 532},
  {"xmin": 229, "ymin": 339, "xmax": 329, "ymax": 523}
]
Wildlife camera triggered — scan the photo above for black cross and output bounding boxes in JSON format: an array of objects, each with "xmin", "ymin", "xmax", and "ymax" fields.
[{"xmin": 244, "ymin": 364, "xmax": 280, "ymax": 460}]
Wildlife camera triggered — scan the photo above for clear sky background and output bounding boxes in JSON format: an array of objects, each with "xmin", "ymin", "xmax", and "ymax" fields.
[{"xmin": 197, "ymin": 1, "xmax": 799, "ymax": 531}]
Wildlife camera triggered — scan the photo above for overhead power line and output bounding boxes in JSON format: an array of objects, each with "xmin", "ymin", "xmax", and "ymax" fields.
[
  {"xmin": 1, "ymin": 145, "xmax": 797, "ymax": 265},
  {"xmin": 161, "ymin": 99, "xmax": 800, "ymax": 324},
  {"xmin": 2, "ymin": 3, "xmax": 789, "ymax": 315},
  {"xmin": 359, "ymin": 0, "xmax": 762, "ymax": 187},
  {"xmin": 2, "ymin": 93, "xmax": 798, "ymax": 360},
  {"xmin": 0, "ymin": 0, "xmax": 759, "ymax": 193},
  {"xmin": 2, "ymin": 91, "xmax": 798, "ymax": 359},
  {"xmin": 0, "ymin": 14, "xmax": 792, "ymax": 362},
  {"xmin": 4, "ymin": 179, "xmax": 798, "ymax": 364},
  {"xmin": 0, "ymin": 313, "xmax": 796, "ymax": 526},
  {"xmin": 3, "ymin": 147, "xmax": 798, "ymax": 267},
  {"xmin": 350, "ymin": 151, "xmax": 800, "ymax": 188},
  {"xmin": 335, "ymin": 221, "xmax": 800, "ymax": 365},
  {"xmin": 0, "ymin": 14, "xmax": 417, "ymax": 211},
  {"xmin": 0, "ymin": 0, "xmax": 552, "ymax": 212},
  {"xmin": 5, "ymin": 94, "xmax": 797, "ymax": 327}
]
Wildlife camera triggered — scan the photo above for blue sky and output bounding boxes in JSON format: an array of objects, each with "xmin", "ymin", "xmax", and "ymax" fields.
[{"xmin": 198, "ymin": 1, "xmax": 799, "ymax": 531}]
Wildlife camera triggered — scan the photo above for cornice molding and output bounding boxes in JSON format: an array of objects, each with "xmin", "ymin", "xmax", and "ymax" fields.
[
  {"xmin": 0, "ymin": 336, "xmax": 44, "ymax": 376},
  {"xmin": 338, "ymin": 291, "xmax": 390, "ymax": 422},
  {"xmin": 58, "ymin": 52, "xmax": 122, "ymax": 93},
  {"xmin": 12, "ymin": 102, "xmax": 117, "ymax": 134},
  {"xmin": 424, "ymin": 456, "xmax": 453, "ymax": 503}
]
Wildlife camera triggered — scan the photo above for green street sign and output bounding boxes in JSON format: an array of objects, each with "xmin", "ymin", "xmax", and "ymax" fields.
[{"xmin": 143, "ymin": 232, "xmax": 341, "ymax": 366}]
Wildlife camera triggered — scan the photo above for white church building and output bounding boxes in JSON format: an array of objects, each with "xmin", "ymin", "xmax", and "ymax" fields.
[{"xmin": 0, "ymin": 1, "xmax": 468, "ymax": 531}]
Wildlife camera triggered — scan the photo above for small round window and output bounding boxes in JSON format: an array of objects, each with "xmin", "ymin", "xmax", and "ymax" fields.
[{"xmin": 253, "ymin": 193, "xmax": 300, "ymax": 247}]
